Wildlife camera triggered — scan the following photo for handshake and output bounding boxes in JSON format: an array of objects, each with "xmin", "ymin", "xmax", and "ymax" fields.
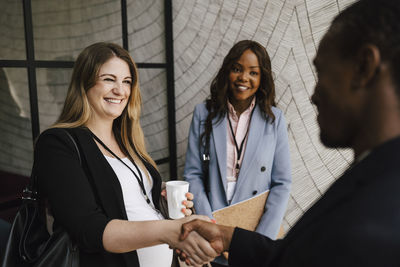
[
  {"xmin": 162, "ymin": 188, "xmax": 235, "ymax": 266},
  {"xmin": 171, "ymin": 216, "xmax": 235, "ymax": 267}
]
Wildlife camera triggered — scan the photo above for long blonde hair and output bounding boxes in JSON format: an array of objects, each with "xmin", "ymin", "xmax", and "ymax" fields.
[{"xmin": 53, "ymin": 42, "xmax": 157, "ymax": 169}]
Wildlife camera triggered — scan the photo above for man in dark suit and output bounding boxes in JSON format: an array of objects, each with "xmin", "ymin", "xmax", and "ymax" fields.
[{"xmin": 180, "ymin": 0, "xmax": 400, "ymax": 266}]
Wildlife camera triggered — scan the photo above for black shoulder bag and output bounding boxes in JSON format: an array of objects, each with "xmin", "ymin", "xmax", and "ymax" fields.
[{"xmin": 1, "ymin": 130, "xmax": 80, "ymax": 267}]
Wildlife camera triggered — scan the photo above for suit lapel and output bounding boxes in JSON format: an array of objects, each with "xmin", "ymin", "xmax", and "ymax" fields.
[
  {"xmin": 73, "ymin": 128, "xmax": 128, "ymax": 220},
  {"xmin": 232, "ymin": 106, "xmax": 265, "ymax": 202},
  {"xmin": 212, "ymin": 115, "xmax": 228, "ymax": 195}
]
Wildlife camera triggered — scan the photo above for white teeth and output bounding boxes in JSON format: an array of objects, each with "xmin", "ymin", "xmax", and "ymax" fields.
[
  {"xmin": 237, "ymin": 86, "xmax": 248, "ymax": 90},
  {"xmin": 105, "ymin": 98, "xmax": 122, "ymax": 104}
]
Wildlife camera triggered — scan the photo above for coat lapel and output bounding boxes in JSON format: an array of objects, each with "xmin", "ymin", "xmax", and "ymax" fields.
[
  {"xmin": 72, "ymin": 128, "xmax": 128, "ymax": 220},
  {"xmin": 212, "ymin": 115, "xmax": 228, "ymax": 195}
]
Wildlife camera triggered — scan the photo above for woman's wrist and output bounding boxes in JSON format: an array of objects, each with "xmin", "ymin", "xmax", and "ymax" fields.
[{"xmin": 160, "ymin": 219, "xmax": 181, "ymax": 247}]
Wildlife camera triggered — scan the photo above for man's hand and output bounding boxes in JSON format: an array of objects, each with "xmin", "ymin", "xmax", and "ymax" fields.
[{"xmin": 180, "ymin": 219, "xmax": 235, "ymax": 255}]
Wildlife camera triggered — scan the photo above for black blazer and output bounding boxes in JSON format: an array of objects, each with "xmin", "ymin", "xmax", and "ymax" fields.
[
  {"xmin": 35, "ymin": 127, "xmax": 162, "ymax": 267},
  {"xmin": 229, "ymin": 136, "xmax": 400, "ymax": 267}
]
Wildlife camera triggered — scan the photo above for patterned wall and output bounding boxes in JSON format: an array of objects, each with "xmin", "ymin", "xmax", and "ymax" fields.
[
  {"xmin": 173, "ymin": 0, "xmax": 356, "ymax": 230},
  {"xmin": 0, "ymin": 0, "xmax": 357, "ymax": 229}
]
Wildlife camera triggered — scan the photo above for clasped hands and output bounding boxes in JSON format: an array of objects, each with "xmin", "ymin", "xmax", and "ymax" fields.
[
  {"xmin": 173, "ymin": 218, "xmax": 234, "ymax": 266},
  {"xmin": 161, "ymin": 189, "xmax": 232, "ymax": 266}
]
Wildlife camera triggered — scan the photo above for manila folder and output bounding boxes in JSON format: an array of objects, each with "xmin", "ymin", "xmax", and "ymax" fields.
[{"xmin": 212, "ymin": 190, "xmax": 269, "ymax": 231}]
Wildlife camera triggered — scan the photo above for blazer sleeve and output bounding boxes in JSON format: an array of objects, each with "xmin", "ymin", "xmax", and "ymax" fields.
[
  {"xmin": 256, "ymin": 111, "xmax": 292, "ymax": 239},
  {"xmin": 35, "ymin": 129, "xmax": 111, "ymax": 252},
  {"xmin": 229, "ymin": 227, "xmax": 280, "ymax": 267},
  {"xmin": 183, "ymin": 104, "xmax": 214, "ymax": 219}
]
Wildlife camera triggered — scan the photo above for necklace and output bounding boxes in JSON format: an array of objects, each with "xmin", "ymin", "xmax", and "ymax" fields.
[
  {"xmin": 89, "ymin": 130, "xmax": 151, "ymax": 204},
  {"xmin": 227, "ymin": 104, "xmax": 256, "ymax": 178}
]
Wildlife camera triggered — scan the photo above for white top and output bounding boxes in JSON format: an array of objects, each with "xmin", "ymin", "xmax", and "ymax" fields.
[{"xmin": 105, "ymin": 155, "xmax": 172, "ymax": 267}]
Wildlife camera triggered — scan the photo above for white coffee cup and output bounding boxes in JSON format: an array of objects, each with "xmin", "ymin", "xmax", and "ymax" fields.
[{"xmin": 166, "ymin": 181, "xmax": 189, "ymax": 219}]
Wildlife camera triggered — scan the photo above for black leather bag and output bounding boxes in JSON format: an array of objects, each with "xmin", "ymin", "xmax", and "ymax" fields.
[{"xmin": 1, "ymin": 130, "xmax": 80, "ymax": 267}]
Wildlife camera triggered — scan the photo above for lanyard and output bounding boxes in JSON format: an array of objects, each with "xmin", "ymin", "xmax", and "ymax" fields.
[
  {"xmin": 227, "ymin": 104, "xmax": 256, "ymax": 177},
  {"xmin": 89, "ymin": 130, "xmax": 151, "ymax": 204}
]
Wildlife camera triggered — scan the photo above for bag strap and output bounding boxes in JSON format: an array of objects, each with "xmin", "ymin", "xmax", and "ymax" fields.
[
  {"xmin": 63, "ymin": 129, "xmax": 82, "ymax": 166},
  {"xmin": 23, "ymin": 129, "xmax": 81, "ymax": 201},
  {"xmin": 18, "ymin": 129, "xmax": 81, "ymax": 263}
]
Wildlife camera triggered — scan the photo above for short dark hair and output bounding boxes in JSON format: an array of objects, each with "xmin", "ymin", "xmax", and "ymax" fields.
[{"xmin": 330, "ymin": 0, "xmax": 400, "ymax": 90}]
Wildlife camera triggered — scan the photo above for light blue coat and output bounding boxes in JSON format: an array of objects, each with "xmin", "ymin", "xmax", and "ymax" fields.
[{"xmin": 184, "ymin": 102, "xmax": 292, "ymax": 239}]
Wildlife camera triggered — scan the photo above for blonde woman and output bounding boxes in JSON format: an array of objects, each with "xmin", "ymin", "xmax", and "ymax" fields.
[{"xmin": 35, "ymin": 42, "xmax": 217, "ymax": 267}]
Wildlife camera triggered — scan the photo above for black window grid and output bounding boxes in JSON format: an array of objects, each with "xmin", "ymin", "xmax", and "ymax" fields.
[{"xmin": 0, "ymin": 0, "xmax": 177, "ymax": 179}]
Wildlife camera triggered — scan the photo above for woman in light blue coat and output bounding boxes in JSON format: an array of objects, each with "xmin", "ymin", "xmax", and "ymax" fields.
[{"xmin": 184, "ymin": 40, "xmax": 292, "ymax": 266}]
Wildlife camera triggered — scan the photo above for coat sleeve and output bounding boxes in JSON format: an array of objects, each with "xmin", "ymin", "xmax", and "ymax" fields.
[
  {"xmin": 35, "ymin": 129, "xmax": 111, "ymax": 252},
  {"xmin": 229, "ymin": 227, "xmax": 280, "ymax": 267},
  {"xmin": 183, "ymin": 104, "xmax": 214, "ymax": 219},
  {"xmin": 256, "ymin": 111, "xmax": 292, "ymax": 239}
]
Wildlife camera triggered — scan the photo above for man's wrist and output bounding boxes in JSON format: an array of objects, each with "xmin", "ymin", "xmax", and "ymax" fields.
[{"xmin": 221, "ymin": 225, "xmax": 235, "ymax": 252}]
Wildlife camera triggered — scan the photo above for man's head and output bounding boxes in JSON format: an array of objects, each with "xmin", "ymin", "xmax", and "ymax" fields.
[{"xmin": 311, "ymin": 0, "xmax": 400, "ymax": 154}]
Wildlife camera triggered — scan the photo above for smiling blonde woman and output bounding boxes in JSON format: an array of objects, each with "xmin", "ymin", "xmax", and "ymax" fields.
[{"xmin": 35, "ymin": 42, "xmax": 217, "ymax": 267}]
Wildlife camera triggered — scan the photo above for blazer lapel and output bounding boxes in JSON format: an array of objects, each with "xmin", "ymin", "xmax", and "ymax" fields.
[
  {"xmin": 232, "ymin": 106, "xmax": 265, "ymax": 201},
  {"xmin": 212, "ymin": 115, "xmax": 228, "ymax": 194},
  {"xmin": 73, "ymin": 128, "xmax": 128, "ymax": 220}
]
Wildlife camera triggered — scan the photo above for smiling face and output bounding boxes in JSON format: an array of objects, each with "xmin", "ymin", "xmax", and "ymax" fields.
[
  {"xmin": 228, "ymin": 49, "xmax": 261, "ymax": 108},
  {"xmin": 86, "ymin": 56, "xmax": 132, "ymax": 124}
]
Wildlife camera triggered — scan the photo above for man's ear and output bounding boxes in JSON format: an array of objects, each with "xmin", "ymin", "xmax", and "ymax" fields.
[{"xmin": 353, "ymin": 44, "xmax": 381, "ymax": 89}]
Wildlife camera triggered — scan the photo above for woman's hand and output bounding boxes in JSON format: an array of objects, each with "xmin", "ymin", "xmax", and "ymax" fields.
[
  {"xmin": 161, "ymin": 189, "xmax": 194, "ymax": 217},
  {"xmin": 182, "ymin": 192, "xmax": 194, "ymax": 216},
  {"xmin": 177, "ymin": 230, "xmax": 217, "ymax": 266},
  {"xmin": 170, "ymin": 215, "xmax": 218, "ymax": 266}
]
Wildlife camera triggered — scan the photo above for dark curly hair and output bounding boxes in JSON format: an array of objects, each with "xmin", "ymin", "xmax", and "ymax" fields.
[{"xmin": 201, "ymin": 40, "xmax": 276, "ymax": 145}]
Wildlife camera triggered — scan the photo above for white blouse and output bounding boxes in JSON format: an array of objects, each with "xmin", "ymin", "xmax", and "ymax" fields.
[{"xmin": 105, "ymin": 155, "xmax": 172, "ymax": 267}]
